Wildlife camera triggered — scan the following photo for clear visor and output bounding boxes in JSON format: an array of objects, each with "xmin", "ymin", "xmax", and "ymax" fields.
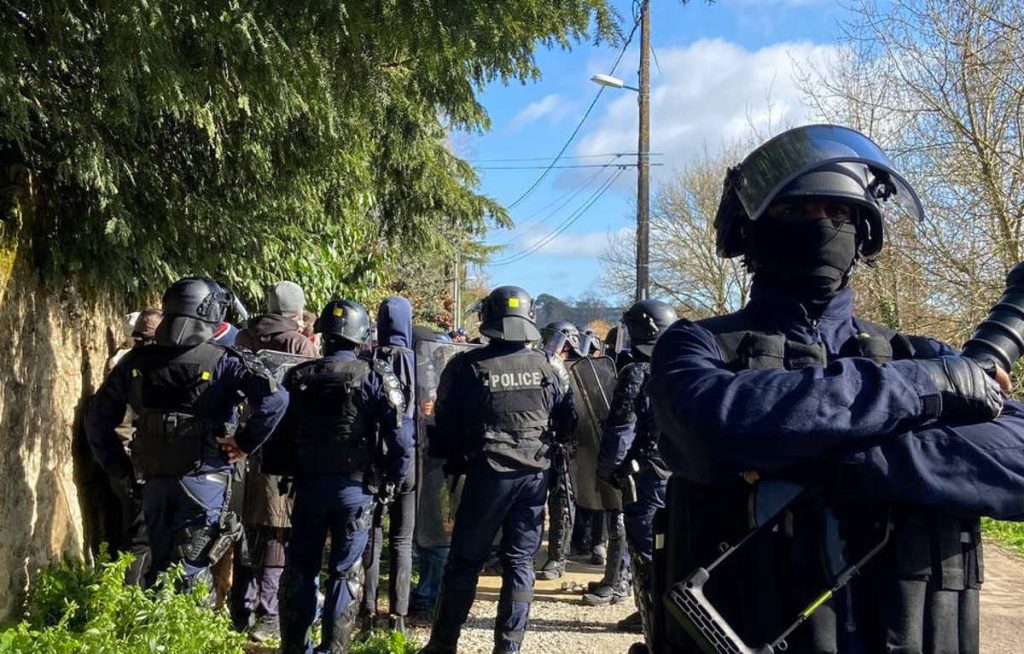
[
  {"xmin": 541, "ymin": 330, "xmax": 569, "ymax": 358},
  {"xmin": 734, "ymin": 124, "xmax": 924, "ymax": 222}
]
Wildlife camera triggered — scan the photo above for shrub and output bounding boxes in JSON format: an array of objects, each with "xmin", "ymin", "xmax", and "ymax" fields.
[{"xmin": 0, "ymin": 554, "xmax": 245, "ymax": 654}]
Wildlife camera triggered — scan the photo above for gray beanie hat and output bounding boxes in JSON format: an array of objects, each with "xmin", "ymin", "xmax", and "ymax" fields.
[{"xmin": 267, "ymin": 281, "xmax": 305, "ymax": 317}]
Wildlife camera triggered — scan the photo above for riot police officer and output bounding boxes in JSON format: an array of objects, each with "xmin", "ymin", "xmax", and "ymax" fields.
[
  {"xmin": 85, "ymin": 277, "xmax": 289, "ymax": 589},
  {"xmin": 536, "ymin": 320, "xmax": 583, "ymax": 580},
  {"xmin": 276, "ymin": 299, "xmax": 411, "ymax": 654},
  {"xmin": 594, "ymin": 300, "xmax": 677, "ymax": 638},
  {"xmin": 421, "ymin": 286, "xmax": 576, "ymax": 654},
  {"xmin": 649, "ymin": 124, "xmax": 1021, "ymax": 653}
]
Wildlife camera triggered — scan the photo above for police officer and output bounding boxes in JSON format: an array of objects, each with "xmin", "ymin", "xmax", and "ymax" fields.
[
  {"xmin": 230, "ymin": 281, "xmax": 317, "ymax": 641},
  {"xmin": 649, "ymin": 124, "xmax": 1019, "ymax": 653},
  {"xmin": 85, "ymin": 277, "xmax": 289, "ymax": 589},
  {"xmin": 536, "ymin": 320, "xmax": 583, "ymax": 580},
  {"xmin": 421, "ymin": 286, "xmax": 576, "ymax": 654},
  {"xmin": 276, "ymin": 299, "xmax": 412, "ymax": 654},
  {"xmin": 594, "ymin": 300, "xmax": 677, "ymax": 638}
]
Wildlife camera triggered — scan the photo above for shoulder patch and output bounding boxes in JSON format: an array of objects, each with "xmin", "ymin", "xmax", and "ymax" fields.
[{"xmin": 372, "ymin": 358, "xmax": 406, "ymax": 411}]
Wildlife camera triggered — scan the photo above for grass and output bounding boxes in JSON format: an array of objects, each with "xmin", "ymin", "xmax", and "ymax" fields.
[{"xmin": 982, "ymin": 518, "xmax": 1024, "ymax": 557}]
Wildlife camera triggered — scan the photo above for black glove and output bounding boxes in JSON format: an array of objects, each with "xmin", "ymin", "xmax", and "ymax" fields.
[{"xmin": 917, "ymin": 356, "xmax": 1003, "ymax": 423}]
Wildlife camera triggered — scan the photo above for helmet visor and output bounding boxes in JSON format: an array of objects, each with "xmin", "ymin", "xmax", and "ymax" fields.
[{"xmin": 733, "ymin": 124, "xmax": 924, "ymax": 223}]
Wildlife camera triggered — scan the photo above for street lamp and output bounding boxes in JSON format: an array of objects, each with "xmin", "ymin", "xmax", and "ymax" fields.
[
  {"xmin": 591, "ymin": 37, "xmax": 651, "ymax": 304},
  {"xmin": 590, "ymin": 74, "xmax": 640, "ymax": 93}
]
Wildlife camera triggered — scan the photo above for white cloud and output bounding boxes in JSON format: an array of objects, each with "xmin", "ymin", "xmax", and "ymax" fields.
[
  {"xmin": 570, "ymin": 38, "xmax": 840, "ymax": 187},
  {"xmin": 510, "ymin": 94, "xmax": 570, "ymax": 130}
]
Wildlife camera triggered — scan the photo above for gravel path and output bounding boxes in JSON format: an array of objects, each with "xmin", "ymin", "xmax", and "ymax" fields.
[{"xmin": 407, "ymin": 559, "xmax": 640, "ymax": 654}]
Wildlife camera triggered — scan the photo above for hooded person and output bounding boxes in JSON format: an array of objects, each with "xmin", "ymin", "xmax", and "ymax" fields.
[
  {"xmin": 236, "ymin": 281, "xmax": 318, "ymax": 358},
  {"xmin": 360, "ymin": 296, "xmax": 417, "ymax": 633},
  {"xmin": 230, "ymin": 280, "xmax": 316, "ymax": 642}
]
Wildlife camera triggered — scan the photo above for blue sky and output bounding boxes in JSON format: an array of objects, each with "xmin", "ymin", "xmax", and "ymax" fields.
[{"xmin": 459, "ymin": 0, "xmax": 856, "ymax": 303}]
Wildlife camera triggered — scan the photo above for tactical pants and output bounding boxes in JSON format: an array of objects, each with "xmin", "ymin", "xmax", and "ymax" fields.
[
  {"xmin": 428, "ymin": 463, "xmax": 548, "ymax": 653},
  {"xmin": 230, "ymin": 525, "xmax": 287, "ymax": 625},
  {"xmin": 623, "ymin": 470, "xmax": 666, "ymax": 645},
  {"xmin": 142, "ymin": 472, "xmax": 227, "ymax": 588},
  {"xmin": 279, "ymin": 476, "xmax": 373, "ymax": 654},
  {"xmin": 544, "ymin": 453, "xmax": 575, "ymax": 563},
  {"xmin": 362, "ymin": 464, "xmax": 416, "ymax": 618},
  {"xmin": 623, "ymin": 470, "xmax": 666, "ymax": 564},
  {"xmin": 108, "ymin": 475, "xmax": 151, "ymax": 585}
]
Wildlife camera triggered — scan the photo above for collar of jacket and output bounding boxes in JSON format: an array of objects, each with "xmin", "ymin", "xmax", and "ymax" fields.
[{"xmin": 745, "ymin": 277, "xmax": 855, "ymax": 341}]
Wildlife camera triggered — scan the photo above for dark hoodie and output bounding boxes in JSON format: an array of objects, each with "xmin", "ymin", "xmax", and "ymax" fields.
[
  {"xmin": 236, "ymin": 314, "xmax": 317, "ymax": 357},
  {"xmin": 376, "ymin": 297, "xmax": 416, "ymax": 426}
]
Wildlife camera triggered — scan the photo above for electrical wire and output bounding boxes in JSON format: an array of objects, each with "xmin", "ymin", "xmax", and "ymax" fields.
[
  {"xmin": 502, "ymin": 15, "xmax": 642, "ymax": 210},
  {"xmin": 489, "ymin": 169, "xmax": 625, "ymax": 266}
]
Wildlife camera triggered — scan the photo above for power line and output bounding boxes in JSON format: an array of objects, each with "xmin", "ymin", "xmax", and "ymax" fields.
[
  {"xmin": 477, "ymin": 163, "xmax": 661, "ymax": 170},
  {"xmin": 490, "ymin": 164, "xmax": 616, "ymax": 249},
  {"xmin": 469, "ymin": 152, "xmax": 662, "ymax": 163},
  {"xmin": 503, "ymin": 16, "xmax": 642, "ymax": 210},
  {"xmin": 489, "ymin": 169, "xmax": 625, "ymax": 266}
]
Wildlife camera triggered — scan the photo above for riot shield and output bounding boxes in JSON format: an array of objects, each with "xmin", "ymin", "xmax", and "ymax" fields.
[
  {"xmin": 414, "ymin": 338, "xmax": 480, "ymax": 549},
  {"xmin": 255, "ymin": 349, "xmax": 315, "ymax": 383},
  {"xmin": 567, "ymin": 356, "xmax": 620, "ymax": 511}
]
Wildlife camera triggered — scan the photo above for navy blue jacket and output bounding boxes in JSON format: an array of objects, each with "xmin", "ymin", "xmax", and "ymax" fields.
[
  {"xmin": 432, "ymin": 340, "xmax": 576, "ymax": 470},
  {"xmin": 651, "ymin": 282, "xmax": 1024, "ymax": 519},
  {"xmin": 85, "ymin": 344, "xmax": 289, "ymax": 479},
  {"xmin": 376, "ymin": 297, "xmax": 416, "ymax": 442},
  {"xmin": 292, "ymin": 348, "xmax": 414, "ymax": 483}
]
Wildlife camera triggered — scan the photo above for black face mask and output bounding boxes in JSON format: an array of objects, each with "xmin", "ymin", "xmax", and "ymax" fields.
[{"xmin": 749, "ymin": 219, "xmax": 859, "ymax": 309}]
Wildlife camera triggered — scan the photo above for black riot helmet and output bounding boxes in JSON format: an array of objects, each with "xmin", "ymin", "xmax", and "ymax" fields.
[
  {"xmin": 315, "ymin": 299, "xmax": 372, "ymax": 346},
  {"xmin": 542, "ymin": 320, "xmax": 584, "ymax": 358},
  {"xmin": 714, "ymin": 124, "xmax": 925, "ymax": 261},
  {"xmin": 156, "ymin": 277, "xmax": 232, "ymax": 346},
  {"xmin": 622, "ymin": 299, "xmax": 678, "ymax": 356},
  {"xmin": 478, "ymin": 285, "xmax": 542, "ymax": 342}
]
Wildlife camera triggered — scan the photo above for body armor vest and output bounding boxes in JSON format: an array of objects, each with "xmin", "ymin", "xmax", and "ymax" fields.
[
  {"xmin": 657, "ymin": 311, "xmax": 983, "ymax": 654},
  {"xmin": 287, "ymin": 357, "xmax": 377, "ymax": 476},
  {"xmin": 467, "ymin": 350, "xmax": 555, "ymax": 472},
  {"xmin": 128, "ymin": 343, "xmax": 227, "ymax": 477}
]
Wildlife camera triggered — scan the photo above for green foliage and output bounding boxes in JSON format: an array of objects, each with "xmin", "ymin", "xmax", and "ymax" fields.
[
  {"xmin": 983, "ymin": 518, "xmax": 1024, "ymax": 558},
  {"xmin": 0, "ymin": 554, "xmax": 245, "ymax": 654},
  {"xmin": 0, "ymin": 1, "xmax": 617, "ymax": 306},
  {"xmin": 352, "ymin": 629, "xmax": 419, "ymax": 654}
]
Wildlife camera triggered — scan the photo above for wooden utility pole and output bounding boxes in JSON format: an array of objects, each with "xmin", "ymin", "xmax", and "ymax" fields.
[{"xmin": 636, "ymin": 0, "xmax": 651, "ymax": 302}]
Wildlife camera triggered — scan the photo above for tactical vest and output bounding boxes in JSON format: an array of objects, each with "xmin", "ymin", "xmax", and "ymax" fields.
[
  {"xmin": 468, "ymin": 350, "xmax": 555, "ymax": 472},
  {"xmin": 128, "ymin": 343, "xmax": 228, "ymax": 477},
  {"xmin": 286, "ymin": 357, "xmax": 377, "ymax": 476},
  {"xmin": 658, "ymin": 312, "xmax": 983, "ymax": 654}
]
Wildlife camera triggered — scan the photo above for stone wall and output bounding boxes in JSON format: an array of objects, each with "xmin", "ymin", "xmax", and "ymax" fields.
[{"xmin": 0, "ymin": 175, "xmax": 119, "ymax": 621}]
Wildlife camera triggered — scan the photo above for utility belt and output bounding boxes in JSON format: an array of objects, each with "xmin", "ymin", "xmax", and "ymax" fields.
[
  {"xmin": 654, "ymin": 476, "xmax": 983, "ymax": 654},
  {"xmin": 131, "ymin": 411, "xmax": 233, "ymax": 477}
]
